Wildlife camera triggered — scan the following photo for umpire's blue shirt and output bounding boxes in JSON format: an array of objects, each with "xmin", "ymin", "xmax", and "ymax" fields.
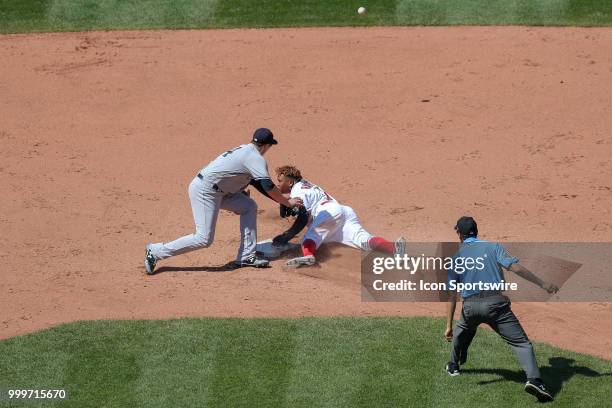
[{"xmin": 447, "ymin": 237, "xmax": 518, "ymax": 299}]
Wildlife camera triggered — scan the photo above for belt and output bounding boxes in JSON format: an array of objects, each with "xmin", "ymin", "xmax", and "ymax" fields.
[
  {"xmin": 196, "ymin": 173, "xmax": 220, "ymax": 192},
  {"xmin": 463, "ymin": 291, "xmax": 505, "ymax": 302}
]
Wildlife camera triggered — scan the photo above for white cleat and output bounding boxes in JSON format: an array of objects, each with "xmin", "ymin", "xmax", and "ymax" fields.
[
  {"xmin": 285, "ymin": 255, "xmax": 316, "ymax": 268},
  {"xmin": 394, "ymin": 237, "xmax": 407, "ymax": 257}
]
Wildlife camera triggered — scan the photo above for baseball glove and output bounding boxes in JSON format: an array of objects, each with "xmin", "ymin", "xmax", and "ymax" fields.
[{"xmin": 279, "ymin": 203, "xmax": 300, "ymax": 218}]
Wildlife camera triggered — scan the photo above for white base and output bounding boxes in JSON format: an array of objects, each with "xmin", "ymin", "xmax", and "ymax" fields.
[{"xmin": 256, "ymin": 239, "xmax": 300, "ymax": 258}]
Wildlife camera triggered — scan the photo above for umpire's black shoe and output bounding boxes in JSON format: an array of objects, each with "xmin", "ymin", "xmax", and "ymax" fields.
[
  {"xmin": 234, "ymin": 254, "xmax": 270, "ymax": 268},
  {"xmin": 524, "ymin": 379, "xmax": 554, "ymax": 402},
  {"xmin": 445, "ymin": 362, "xmax": 460, "ymax": 376}
]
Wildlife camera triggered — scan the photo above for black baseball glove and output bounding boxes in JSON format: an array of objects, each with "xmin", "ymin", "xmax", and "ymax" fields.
[{"xmin": 279, "ymin": 204, "xmax": 301, "ymax": 218}]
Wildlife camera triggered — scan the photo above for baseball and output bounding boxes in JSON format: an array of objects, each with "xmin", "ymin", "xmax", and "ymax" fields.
[{"xmin": 357, "ymin": 7, "xmax": 366, "ymax": 15}]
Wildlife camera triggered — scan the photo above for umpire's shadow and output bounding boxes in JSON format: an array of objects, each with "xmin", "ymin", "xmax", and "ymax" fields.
[{"xmin": 462, "ymin": 357, "xmax": 612, "ymax": 397}]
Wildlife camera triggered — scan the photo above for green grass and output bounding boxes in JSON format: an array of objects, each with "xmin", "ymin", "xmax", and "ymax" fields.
[
  {"xmin": 0, "ymin": 317, "xmax": 610, "ymax": 407},
  {"xmin": 396, "ymin": 0, "xmax": 612, "ymax": 26},
  {"xmin": 1, "ymin": 0, "xmax": 612, "ymax": 33}
]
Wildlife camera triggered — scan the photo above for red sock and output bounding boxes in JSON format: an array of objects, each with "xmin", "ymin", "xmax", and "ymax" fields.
[
  {"xmin": 302, "ymin": 239, "xmax": 317, "ymax": 257},
  {"xmin": 368, "ymin": 237, "xmax": 395, "ymax": 254}
]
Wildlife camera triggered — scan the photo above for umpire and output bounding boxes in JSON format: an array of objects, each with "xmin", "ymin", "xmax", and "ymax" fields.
[{"xmin": 444, "ymin": 216, "xmax": 558, "ymax": 402}]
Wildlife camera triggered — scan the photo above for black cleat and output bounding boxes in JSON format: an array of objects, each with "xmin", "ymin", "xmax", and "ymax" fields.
[
  {"xmin": 234, "ymin": 254, "xmax": 270, "ymax": 268},
  {"xmin": 144, "ymin": 245, "xmax": 158, "ymax": 275},
  {"xmin": 524, "ymin": 379, "xmax": 554, "ymax": 402},
  {"xmin": 445, "ymin": 362, "xmax": 460, "ymax": 377}
]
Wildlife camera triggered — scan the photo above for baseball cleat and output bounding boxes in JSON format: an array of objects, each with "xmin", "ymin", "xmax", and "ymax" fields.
[
  {"xmin": 144, "ymin": 244, "xmax": 158, "ymax": 275},
  {"xmin": 285, "ymin": 255, "xmax": 316, "ymax": 268},
  {"xmin": 394, "ymin": 237, "xmax": 407, "ymax": 257},
  {"xmin": 524, "ymin": 379, "xmax": 554, "ymax": 402},
  {"xmin": 445, "ymin": 362, "xmax": 460, "ymax": 377},
  {"xmin": 234, "ymin": 254, "xmax": 270, "ymax": 268}
]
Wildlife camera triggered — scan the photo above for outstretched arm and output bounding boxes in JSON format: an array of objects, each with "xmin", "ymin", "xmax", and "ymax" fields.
[
  {"xmin": 508, "ymin": 263, "xmax": 559, "ymax": 294},
  {"xmin": 250, "ymin": 178, "xmax": 302, "ymax": 208},
  {"xmin": 267, "ymin": 186, "xmax": 302, "ymax": 208}
]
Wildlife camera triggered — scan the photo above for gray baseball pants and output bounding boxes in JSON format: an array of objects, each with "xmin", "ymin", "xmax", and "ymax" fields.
[
  {"xmin": 150, "ymin": 176, "xmax": 257, "ymax": 262},
  {"xmin": 451, "ymin": 296, "xmax": 541, "ymax": 380}
]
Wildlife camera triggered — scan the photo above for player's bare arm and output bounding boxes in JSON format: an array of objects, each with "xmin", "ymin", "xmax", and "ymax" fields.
[
  {"xmin": 249, "ymin": 178, "xmax": 302, "ymax": 208},
  {"xmin": 267, "ymin": 187, "xmax": 303, "ymax": 208}
]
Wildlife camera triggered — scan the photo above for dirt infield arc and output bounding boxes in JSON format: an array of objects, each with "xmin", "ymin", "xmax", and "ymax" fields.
[{"xmin": 1, "ymin": 27, "xmax": 611, "ymax": 359}]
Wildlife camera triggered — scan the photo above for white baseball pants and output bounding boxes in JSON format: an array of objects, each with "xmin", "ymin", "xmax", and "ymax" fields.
[{"xmin": 302, "ymin": 203, "xmax": 373, "ymax": 250}]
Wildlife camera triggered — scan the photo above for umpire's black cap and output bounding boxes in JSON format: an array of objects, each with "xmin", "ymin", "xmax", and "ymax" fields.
[
  {"xmin": 455, "ymin": 216, "xmax": 478, "ymax": 237},
  {"xmin": 252, "ymin": 128, "xmax": 278, "ymax": 145}
]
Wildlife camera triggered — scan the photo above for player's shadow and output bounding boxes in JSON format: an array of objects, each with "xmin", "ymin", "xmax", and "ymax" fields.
[
  {"xmin": 462, "ymin": 357, "xmax": 612, "ymax": 397},
  {"xmin": 275, "ymin": 244, "xmax": 304, "ymax": 260},
  {"xmin": 273, "ymin": 242, "xmax": 344, "ymax": 264},
  {"xmin": 313, "ymin": 243, "xmax": 347, "ymax": 263},
  {"xmin": 153, "ymin": 262, "xmax": 253, "ymax": 274}
]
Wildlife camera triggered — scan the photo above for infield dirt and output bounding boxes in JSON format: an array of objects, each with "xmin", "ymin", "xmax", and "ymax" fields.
[{"xmin": 1, "ymin": 27, "xmax": 611, "ymax": 358}]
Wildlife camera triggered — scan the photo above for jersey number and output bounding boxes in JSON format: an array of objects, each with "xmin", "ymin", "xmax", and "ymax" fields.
[
  {"xmin": 320, "ymin": 191, "xmax": 334, "ymax": 205},
  {"xmin": 222, "ymin": 146, "xmax": 243, "ymax": 157}
]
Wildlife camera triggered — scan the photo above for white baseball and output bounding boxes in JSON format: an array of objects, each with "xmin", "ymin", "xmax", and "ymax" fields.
[{"xmin": 357, "ymin": 6, "xmax": 366, "ymax": 15}]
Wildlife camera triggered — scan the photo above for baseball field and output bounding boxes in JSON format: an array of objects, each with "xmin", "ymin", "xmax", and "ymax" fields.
[{"xmin": 1, "ymin": 1, "xmax": 612, "ymax": 407}]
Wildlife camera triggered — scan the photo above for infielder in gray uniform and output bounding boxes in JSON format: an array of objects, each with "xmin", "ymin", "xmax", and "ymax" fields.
[
  {"xmin": 144, "ymin": 128, "xmax": 302, "ymax": 274},
  {"xmin": 444, "ymin": 216, "xmax": 558, "ymax": 402}
]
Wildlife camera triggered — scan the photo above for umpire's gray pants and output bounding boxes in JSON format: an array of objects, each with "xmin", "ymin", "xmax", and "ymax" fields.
[
  {"xmin": 451, "ymin": 296, "xmax": 541, "ymax": 380},
  {"xmin": 150, "ymin": 176, "xmax": 257, "ymax": 262}
]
